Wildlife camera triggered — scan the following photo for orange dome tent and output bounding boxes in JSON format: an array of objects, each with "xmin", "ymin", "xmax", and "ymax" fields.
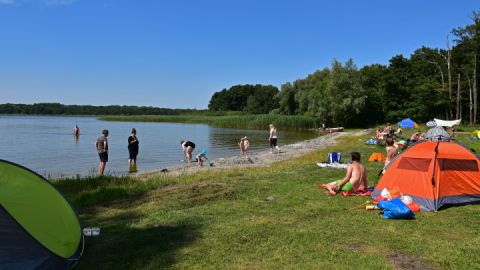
[{"xmin": 372, "ymin": 141, "xmax": 480, "ymax": 211}]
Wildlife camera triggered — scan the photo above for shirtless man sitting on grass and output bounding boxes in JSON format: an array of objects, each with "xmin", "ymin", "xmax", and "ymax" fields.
[{"xmin": 324, "ymin": 152, "xmax": 368, "ymax": 195}]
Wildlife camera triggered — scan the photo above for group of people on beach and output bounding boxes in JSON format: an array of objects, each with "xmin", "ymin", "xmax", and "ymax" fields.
[
  {"xmin": 375, "ymin": 124, "xmax": 402, "ymax": 140},
  {"xmin": 79, "ymin": 123, "xmax": 283, "ymax": 175}
]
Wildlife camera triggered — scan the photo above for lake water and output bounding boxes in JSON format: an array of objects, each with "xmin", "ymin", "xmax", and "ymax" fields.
[{"xmin": 0, "ymin": 116, "xmax": 318, "ymax": 178}]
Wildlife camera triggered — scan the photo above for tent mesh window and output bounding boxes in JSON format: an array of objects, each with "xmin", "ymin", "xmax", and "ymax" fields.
[
  {"xmin": 438, "ymin": 159, "xmax": 479, "ymax": 171},
  {"xmin": 397, "ymin": 158, "xmax": 431, "ymax": 172}
]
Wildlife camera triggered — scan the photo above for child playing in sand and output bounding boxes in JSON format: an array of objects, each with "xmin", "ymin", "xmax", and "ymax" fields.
[{"xmin": 196, "ymin": 150, "xmax": 208, "ymax": 167}]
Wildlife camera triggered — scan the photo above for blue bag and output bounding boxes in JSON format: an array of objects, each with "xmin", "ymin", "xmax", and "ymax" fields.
[
  {"xmin": 328, "ymin": 152, "xmax": 341, "ymax": 163},
  {"xmin": 377, "ymin": 198, "xmax": 415, "ymax": 219}
]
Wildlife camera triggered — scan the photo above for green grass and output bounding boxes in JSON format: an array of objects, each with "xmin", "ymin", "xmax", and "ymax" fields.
[
  {"xmin": 55, "ymin": 128, "xmax": 480, "ymax": 270},
  {"xmin": 98, "ymin": 114, "xmax": 319, "ymax": 130}
]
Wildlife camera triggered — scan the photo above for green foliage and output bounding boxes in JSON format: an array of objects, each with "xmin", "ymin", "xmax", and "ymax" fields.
[
  {"xmin": 317, "ymin": 59, "xmax": 366, "ymax": 126},
  {"xmin": 208, "ymin": 84, "xmax": 279, "ymax": 114},
  {"xmin": 267, "ymin": 10, "xmax": 480, "ymax": 126}
]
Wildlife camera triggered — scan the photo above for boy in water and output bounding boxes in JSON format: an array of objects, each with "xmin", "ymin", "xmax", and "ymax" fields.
[{"xmin": 324, "ymin": 152, "xmax": 368, "ymax": 195}]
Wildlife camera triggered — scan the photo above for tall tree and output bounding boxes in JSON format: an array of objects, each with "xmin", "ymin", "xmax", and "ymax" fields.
[{"xmin": 452, "ymin": 11, "xmax": 480, "ymax": 123}]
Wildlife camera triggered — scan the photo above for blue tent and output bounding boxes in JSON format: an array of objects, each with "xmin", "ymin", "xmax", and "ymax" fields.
[{"xmin": 397, "ymin": 118, "xmax": 418, "ymax": 128}]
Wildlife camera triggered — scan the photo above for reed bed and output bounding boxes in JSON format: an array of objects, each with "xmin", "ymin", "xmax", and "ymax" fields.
[{"xmin": 99, "ymin": 114, "xmax": 319, "ymax": 130}]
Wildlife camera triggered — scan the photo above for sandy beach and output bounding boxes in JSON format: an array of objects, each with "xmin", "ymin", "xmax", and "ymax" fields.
[{"xmin": 139, "ymin": 130, "xmax": 369, "ymax": 178}]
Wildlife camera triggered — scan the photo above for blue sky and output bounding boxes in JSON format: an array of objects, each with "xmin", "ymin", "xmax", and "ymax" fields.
[{"xmin": 0, "ymin": 0, "xmax": 478, "ymax": 109}]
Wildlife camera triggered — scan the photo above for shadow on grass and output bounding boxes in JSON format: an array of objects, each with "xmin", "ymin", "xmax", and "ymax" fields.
[{"xmin": 77, "ymin": 217, "xmax": 200, "ymax": 270}]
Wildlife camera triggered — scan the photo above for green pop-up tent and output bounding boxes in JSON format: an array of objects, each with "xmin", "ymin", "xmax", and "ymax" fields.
[{"xmin": 0, "ymin": 159, "xmax": 83, "ymax": 269}]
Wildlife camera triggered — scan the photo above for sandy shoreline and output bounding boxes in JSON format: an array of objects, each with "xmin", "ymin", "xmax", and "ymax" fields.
[{"xmin": 137, "ymin": 130, "xmax": 369, "ymax": 179}]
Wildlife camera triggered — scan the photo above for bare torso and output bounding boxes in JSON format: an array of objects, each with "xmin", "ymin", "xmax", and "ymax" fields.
[{"xmin": 349, "ymin": 162, "xmax": 366, "ymax": 191}]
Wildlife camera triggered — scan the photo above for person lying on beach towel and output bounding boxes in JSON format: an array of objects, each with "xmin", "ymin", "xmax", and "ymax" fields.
[{"xmin": 320, "ymin": 152, "xmax": 368, "ymax": 195}]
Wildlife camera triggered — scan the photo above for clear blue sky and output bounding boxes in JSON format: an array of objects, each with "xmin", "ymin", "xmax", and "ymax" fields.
[{"xmin": 0, "ymin": 0, "xmax": 478, "ymax": 109}]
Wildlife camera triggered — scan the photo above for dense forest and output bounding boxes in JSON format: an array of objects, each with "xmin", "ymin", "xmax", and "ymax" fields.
[
  {"xmin": 209, "ymin": 11, "xmax": 480, "ymax": 127},
  {"xmin": 208, "ymin": 84, "xmax": 279, "ymax": 114},
  {"xmin": 0, "ymin": 103, "xmax": 198, "ymax": 115}
]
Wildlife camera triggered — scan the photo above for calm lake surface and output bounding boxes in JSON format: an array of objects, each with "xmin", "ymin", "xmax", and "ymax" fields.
[{"xmin": 0, "ymin": 116, "xmax": 318, "ymax": 178}]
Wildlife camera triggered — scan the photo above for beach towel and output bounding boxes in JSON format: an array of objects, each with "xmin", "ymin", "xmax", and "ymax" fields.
[
  {"xmin": 339, "ymin": 186, "xmax": 373, "ymax": 197},
  {"xmin": 317, "ymin": 162, "xmax": 348, "ymax": 169},
  {"xmin": 318, "ymin": 184, "xmax": 373, "ymax": 196},
  {"xmin": 368, "ymin": 152, "xmax": 386, "ymax": 162}
]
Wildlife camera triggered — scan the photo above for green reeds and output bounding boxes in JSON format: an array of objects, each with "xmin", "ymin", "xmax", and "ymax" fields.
[{"xmin": 99, "ymin": 114, "xmax": 319, "ymax": 130}]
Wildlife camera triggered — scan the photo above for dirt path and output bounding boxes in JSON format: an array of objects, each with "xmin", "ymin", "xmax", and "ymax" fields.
[{"xmin": 138, "ymin": 130, "xmax": 369, "ymax": 178}]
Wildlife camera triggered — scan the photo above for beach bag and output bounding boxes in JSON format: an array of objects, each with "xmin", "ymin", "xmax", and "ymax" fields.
[
  {"xmin": 328, "ymin": 152, "xmax": 341, "ymax": 163},
  {"xmin": 377, "ymin": 198, "xmax": 415, "ymax": 219}
]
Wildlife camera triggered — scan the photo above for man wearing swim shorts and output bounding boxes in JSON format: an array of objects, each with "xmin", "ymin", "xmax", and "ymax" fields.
[
  {"xmin": 96, "ymin": 129, "xmax": 109, "ymax": 175},
  {"xmin": 324, "ymin": 152, "xmax": 368, "ymax": 195}
]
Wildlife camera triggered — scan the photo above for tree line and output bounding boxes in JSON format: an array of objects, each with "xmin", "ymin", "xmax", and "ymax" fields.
[
  {"xmin": 0, "ymin": 103, "xmax": 198, "ymax": 115},
  {"xmin": 208, "ymin": 84, "xmax": 279, "ymax": 114},
  {"xmin": 209, "ymin": 11, "xmax": 480, "ymax": 127}
]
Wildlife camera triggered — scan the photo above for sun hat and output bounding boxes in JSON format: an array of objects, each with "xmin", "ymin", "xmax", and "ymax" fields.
[{"xmin": 201, "ymin": 150, "xmax": 207, "ymax": 155}]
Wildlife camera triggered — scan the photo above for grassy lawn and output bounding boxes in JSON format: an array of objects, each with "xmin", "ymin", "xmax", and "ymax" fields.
[{"xmin": 56, "ymin": 128, "xmax": 480, "ymax": 270}]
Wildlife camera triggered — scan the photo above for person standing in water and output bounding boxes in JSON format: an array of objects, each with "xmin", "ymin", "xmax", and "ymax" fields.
[
  {"xmin": 95, "ymin": 129, "xmax": 109, "ymax": 175},
  {"xmin": 128, "ymin": 128, "xmax": 139, "ymax": 167},
  {"xmin": 73, "ymin": 125, "xmax": 80, "ymax": 143},
  {"xmin": 269, "ymin": 124, "xmax": 280, "ymax": 154},
  {"xmin": 181, "ymin": 140, "xmax": 195, "ymax": 163},
  {"xmin": 73, "ymin": 125, "xmax": 80, "ymax": 136},
  {"xmin": 239, "ymin": 137, "xmax": 245, "ymax": 155},
  {"xmin": 243, "ymin": 136, "xmax": 250, "ymax": 155}
]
